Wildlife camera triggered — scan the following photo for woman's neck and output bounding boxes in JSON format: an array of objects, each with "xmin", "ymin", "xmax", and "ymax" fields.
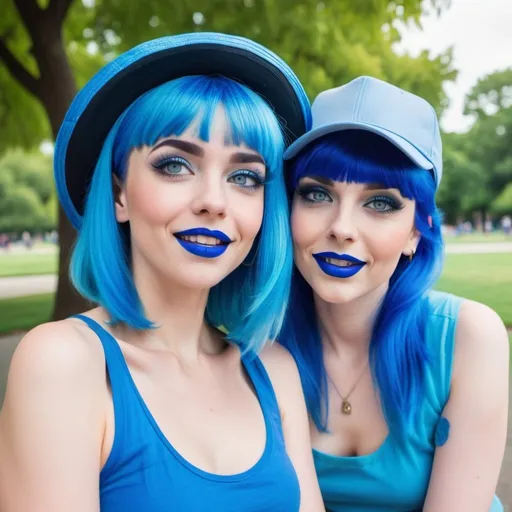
[
  {"xmin": 315, "ymin": 282, "xmax": 388, "ymax": 363},
  {"xmin": 110, "ymin": 260, "xmax": 225, "ymax": 361}
]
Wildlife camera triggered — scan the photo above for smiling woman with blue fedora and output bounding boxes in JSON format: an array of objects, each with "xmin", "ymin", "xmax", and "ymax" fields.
[
  {"xmin": 279, "ymin": 76, "xmax": 507, "ymax": 511},
  {"xmin": 0, "ymin": 33, "xmax": 325, "ymax": 511}
]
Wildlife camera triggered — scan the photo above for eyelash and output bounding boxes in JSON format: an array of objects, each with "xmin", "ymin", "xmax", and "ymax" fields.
[
  {"xmin": 364, "ymin": 195, "xmax": 404, "ymax": 214},
  {"xmin": 151, "ymin": 155, "xmax": 265, "ymax": 190},
  {"xmin": 297, "ymin": 185, "xmax": 333, "ymax": 204},
  {"xmin": 228, "ymin": 169, "xmax": 266, "ymax": 190},
  {"xmin": 151, "ymin": 155, "xmax": 192, "ymax": 177},
  {"xmin": 297, "ymin": 186, "xmax": 404, "ymax": 214}
]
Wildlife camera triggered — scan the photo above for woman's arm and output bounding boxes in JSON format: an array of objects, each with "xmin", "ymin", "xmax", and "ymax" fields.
[
  {"xmin": 423, "ymin": 300, "xmax": 509, "ymax": 512},
  {"xmin": 0, "ymin": 321, "xmax": 106, "ymax": 512},
  {"xmin": 260, "ymin": 343, "xmax": 325, "ymax": 512}
]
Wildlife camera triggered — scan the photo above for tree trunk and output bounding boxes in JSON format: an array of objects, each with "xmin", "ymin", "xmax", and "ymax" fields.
[
  {"xmin": 37, "ymin": 33, "xmax": 90, "ymax": 319},
  {"xmin": 1, "ymin": 0, "xmax": 90, "ymax": 319}
]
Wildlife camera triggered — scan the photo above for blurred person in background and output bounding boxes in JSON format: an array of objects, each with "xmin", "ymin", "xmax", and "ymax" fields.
[{"xmin": 501, "ymin": 215, "xmax": 511, "ymax": 236}]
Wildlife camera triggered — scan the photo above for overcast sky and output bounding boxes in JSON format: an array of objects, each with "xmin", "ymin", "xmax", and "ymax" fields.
[{"xmin": 396, "ymin": 0, "xmax": 512, "ymax": 132}]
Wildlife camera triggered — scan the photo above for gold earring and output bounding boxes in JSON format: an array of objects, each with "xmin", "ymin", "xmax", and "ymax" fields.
[{"xmin": 409, "ymin": 250, "xmax": 415, "ymax": 262}]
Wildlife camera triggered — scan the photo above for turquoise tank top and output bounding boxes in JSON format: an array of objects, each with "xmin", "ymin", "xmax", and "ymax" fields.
[
  {"xmin": 75, "ymin": 315, "xmax": 301, "ymax": 511},
  {"xmin": 313, "ymin": 291, "xmax": 503, "ymax": 512}
]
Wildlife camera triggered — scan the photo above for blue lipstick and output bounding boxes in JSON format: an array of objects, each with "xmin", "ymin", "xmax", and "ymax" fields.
[
  {"xmin": 174, "ymin": 228, "xmax": 232, "ymax": 259},
  {"xmin": 312, "ymin": 252, "xmax": 366, "ymax": 279}
]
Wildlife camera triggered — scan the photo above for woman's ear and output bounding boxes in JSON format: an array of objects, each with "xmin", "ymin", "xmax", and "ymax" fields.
[
  {"xmin": 113, "ymin": 174, "xmax": 129, "ymax": 223},
  {"xmin": 404, "ymin": 227, "xmax": 421, "ymax": 257}
]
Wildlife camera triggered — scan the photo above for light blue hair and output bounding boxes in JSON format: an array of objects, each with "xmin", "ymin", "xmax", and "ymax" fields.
[
  {"xmin": 71, "ymin": 75, "xmax": 292, "ymax": 354},
  {"xmin": 280, "ymin": 130, "xmax": 444, "ymax": 432}
]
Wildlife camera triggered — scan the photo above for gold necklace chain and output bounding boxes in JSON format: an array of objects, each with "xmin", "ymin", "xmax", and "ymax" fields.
[{"xmin": 326, "ymin": 362, "xmax": 368, "ymax": 415}]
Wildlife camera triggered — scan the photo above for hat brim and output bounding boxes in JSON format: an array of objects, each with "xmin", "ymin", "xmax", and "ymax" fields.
[
  {"xmin": 283, "ymin": 121, "xmax": 434, "ymax": 171},
  {"xmin": 55, "ymin": 33, "xmax": 311, "ymax": 228}
]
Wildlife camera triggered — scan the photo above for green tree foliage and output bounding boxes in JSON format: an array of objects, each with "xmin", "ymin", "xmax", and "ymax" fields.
[
  {"xmin": 0, "ymin": 184, "xmax": 51, "ymax": 233},
  {"xmin": 464, "ymin": 68, "xmax": 512, "ymax": 119},
  {"xmin": 0, "ymin": 149, "xmax": 56, "ymax": 233},
  {"xmin": 0, "ymin": 149, "xmax": 54, "ymax": 203},
  {"xmin": 0, "ymin": 0, "xmax": 104, "ymax": 150},
  {"xmin": 492, "ymin": 183, "xmax": 512, "ymax": 215},
  {"xmin": 437, "ymin": 133, "xmax": 489, "ymax": 224},
  {"xmin": 45, "ymin": 189, "xmax": 59, "ymax": 226},
  {"xmin": 441, "ymin": 68, "xmax": 512, "ymax": 221},
  {"xmin": 465, "ymin": 107, "xmax": 512, "ymax": 198}
]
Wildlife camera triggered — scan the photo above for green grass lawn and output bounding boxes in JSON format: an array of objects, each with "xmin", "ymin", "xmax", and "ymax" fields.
[
  {"xmin": 435, "ymin": 253, "xmax": 512, "ymax": 326},
  {"xmin": 0, "ymin": 253, "xmax": 510, "ymax": 335},
  {"xmin": 0, "ymin": 251, "xmax": 58, "ymax": 277},
  {"xmin": 0, "ymin": 293, "xmax": 54, "ymax": 334}
]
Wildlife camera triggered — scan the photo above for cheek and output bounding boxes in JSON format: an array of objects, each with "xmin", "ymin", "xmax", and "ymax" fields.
[
  {"xmin": 127, "ymin": 177, "xmax": 187, "ymax": 225},
  {"xmin": 291, "ymin": 205, "xmax": 322, "ymax": 248},
  {"xmin": 239, "ymin": 199, "xmax": 264, "ymax": 238},
  {"xmin": 364, "ymin": 220, "xmax": 413, "ymax": 261},
  {"xmin": 229, "ymin": 190, "xmax": 264, "ymax": 239}
]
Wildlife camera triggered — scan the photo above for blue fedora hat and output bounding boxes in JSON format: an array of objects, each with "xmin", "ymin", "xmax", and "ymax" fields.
[
  {"xmin": 55, "ymin": 32, "xmax": 312, "ymax": 228},
  {"xmin": 284, "ymin": 76, "xmax": 442, "ymax": 187}
]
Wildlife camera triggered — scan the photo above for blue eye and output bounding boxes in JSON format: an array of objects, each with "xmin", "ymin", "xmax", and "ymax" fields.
[
  {"xmin": 365, "ymin": 195, "xmax": 403, "ymax": 214},
  {"xmin": 297, "ymin": 185, "xmax": 332, "ymax": 203},
  {"xmin": 152, "ymin": 156, "xmax": 193, "ymax": 176},
  {"xmin": 228, "ymin": 170, "xmax": 265, "ymax": 189},
  {"xmin": 165, "ymin": 162, "xmax": 186, "ymax": 174}
]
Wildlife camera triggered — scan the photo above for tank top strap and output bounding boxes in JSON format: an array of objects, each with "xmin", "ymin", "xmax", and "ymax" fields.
[
  {"xmin": 72, "ymin": 314, "xmax": 150, "ymax": 483},
  {"xmin": 424, "ymin": 290, "xmax": 464, "ymax": 409},
  {"xmin": 73, "ymin": 314, "xmax": 129, "ymax": 381},
  {"xmin": 242, "ymin": 353, "xmax": 284, "ymax": 437},
  {"xmin": 71, "ymin": 314, "xmax": 135, "ymax": 423}
]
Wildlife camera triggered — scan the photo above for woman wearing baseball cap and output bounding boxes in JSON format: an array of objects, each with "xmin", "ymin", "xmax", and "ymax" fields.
[
  {"xmin": 280, "ymin": 76, "xmax": 506, "ymax": 511},
  {"xmin": 0, "ymin": 34, "xmax": 324, "ymax": 511}
]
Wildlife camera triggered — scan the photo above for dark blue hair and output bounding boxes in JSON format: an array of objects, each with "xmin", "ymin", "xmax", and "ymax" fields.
[
  {"xmin": 280, "ymin": 130, "xmax": 444, "ymax": 432},
  {"xmin": 71, "ymin": 75, "xmax": 292, "ymax": 354}
]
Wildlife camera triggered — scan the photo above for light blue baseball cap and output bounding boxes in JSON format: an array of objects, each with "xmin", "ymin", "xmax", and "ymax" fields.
[{"xmin": 284, "ymin": 76, "xmax": 443, "ymax": 187}]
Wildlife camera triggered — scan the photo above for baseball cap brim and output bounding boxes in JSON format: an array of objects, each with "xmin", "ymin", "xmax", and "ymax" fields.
[
  {"xmin": 283, "ymin": 121, "xmax": 434, "ymax": 171},
  {"xmin": 55, "ymin": 33, "xmax": 311, "ymax": 229}
]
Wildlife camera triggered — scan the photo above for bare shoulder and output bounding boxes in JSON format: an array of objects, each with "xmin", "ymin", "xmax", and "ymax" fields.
[
  {"xmin": 453, "ymin": 299, "xmax": 509, "ymax": 382},
  {"xmin": 1, "ymin": 317, "xmax": 105, "ymax": 414},
  {"xmin": 258, "ymin": 342, "xmax": 305, "ymax": 416},
  {"xmin": 9, "ymin": 318, "xmax": 103, "ymax": 379},
  {"xmin": 259, "ymin": 341, "xmax": 301, "ymax": 382},
  {"xmin": 456, "ymin": 299, "xmax": 509, "ymax": 356},
  {"xmin": 0, "ymin": 318, "xmax": 107, "ymax": 511}
]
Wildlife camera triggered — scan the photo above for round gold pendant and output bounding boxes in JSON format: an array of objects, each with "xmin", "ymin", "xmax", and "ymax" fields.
[{"xmin": 341, "ymin": 400, "xmax": 352, "ymax": 415}]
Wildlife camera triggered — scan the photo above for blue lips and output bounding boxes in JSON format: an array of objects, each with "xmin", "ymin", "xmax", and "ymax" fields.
[
  {"xmin": 312, "ymin": 252, "xmax": 366, "ymax": 279},
  {"xmin": 174, "ymin": 228, "xmax": 232, "ymax": 259}
]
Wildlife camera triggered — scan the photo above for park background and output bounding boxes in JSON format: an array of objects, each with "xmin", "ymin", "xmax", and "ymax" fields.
[{"xmin": 0, "ymin": 0, "xmax": 511, "ymax": 507}]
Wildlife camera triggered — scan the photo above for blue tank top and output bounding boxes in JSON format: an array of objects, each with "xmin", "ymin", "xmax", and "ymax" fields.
[
  {"xmin": 313, "ymin": 291, "xmax": 503, "ymax": 512},
  {"xmin": 75, "ymin": 315, "xmax": 301, "ymax": 512}
]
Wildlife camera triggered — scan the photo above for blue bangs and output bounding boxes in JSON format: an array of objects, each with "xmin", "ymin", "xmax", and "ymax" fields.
[
  {"xmin": 71, "ymin": 75, "xmax": 292, "ymax": 353},
  {"xmin": 113, "ymin": 75, "xmax": 284, "ymax": 181},
  {"xmin": 281, "ymin": 130, "xmax": 444, "ymax": 432},
  {"xmin": 287, "ymin": 130, "xmax": 436, "ymax": 201}
]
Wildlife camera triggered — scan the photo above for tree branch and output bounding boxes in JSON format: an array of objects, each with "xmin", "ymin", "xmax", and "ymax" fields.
[
  {"xmin": 47, "ymin": 0, "xmax": 75, "ymax": 25},
  {"xmin": 13, "ymin": 0, "xmax": 42, "ymax": 37},
  {"xmin": 0, "ymin": 38, "xmax": 40, "ymax": 98}
]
